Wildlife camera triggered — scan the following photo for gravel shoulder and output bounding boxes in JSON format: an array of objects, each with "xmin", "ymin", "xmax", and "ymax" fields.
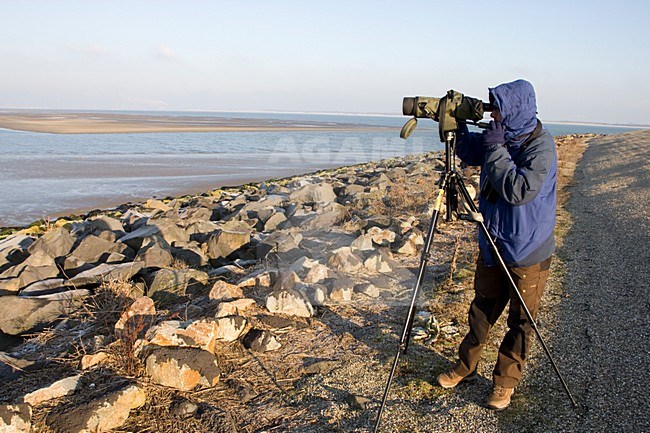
[{"xmin": 515, "ymin": 130, "xmax": 650, "ymax": 432}]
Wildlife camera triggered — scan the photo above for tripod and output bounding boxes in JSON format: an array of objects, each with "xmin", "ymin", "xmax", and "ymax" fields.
[{"xmin": 372, "ymin": 130, "xmax": 577, "ymax": 432}]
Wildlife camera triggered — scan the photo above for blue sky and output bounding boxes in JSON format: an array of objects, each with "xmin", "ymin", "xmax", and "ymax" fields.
[{"xmin": 1, "ymin": 0, "xmax": 649, "ymax": 124}]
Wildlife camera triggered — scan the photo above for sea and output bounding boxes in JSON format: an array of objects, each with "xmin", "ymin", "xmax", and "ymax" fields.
[{"xmin": 0, "ymin": 111, "xmax": 644, "ymax": 227}]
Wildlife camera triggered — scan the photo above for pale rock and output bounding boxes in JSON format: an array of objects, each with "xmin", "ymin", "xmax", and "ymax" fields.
[
  {"xmin": 354, "ymin": 283, "xmax": 381, "ymax": 298},
  {"xmin": 19, "ymin": 278, "xmax": 66, "ymax": 297},
  {"xmin": 148, "ymin": 219, "xmax": 189, "ymax": 245},
  {"xmin": 67, "ymin": 262, "xmax": 144, "ymax": 287},
  {"xmin": 351, "ymin": 233, "xmax": 375, "ymax": 252},
  {"xmin": 186, "ymin": 220, "xmax": 220, "ymax": 244},
  {"xmin": 329, "ymin": 278, "xmax": 353, "ymax": 302},
  {"xmin": 215, "ymin": 298, "xmax": 257, "ymax": 318},
  {"xmin": 120, "ymin": 209, "xmax": 149, "ymax": 231},
  {"xmin": 0, "ymin": 295, "xmax": 83, "ymax": 335},
  {"xmin": 300, "ymin": 203, "xmax": 347, "ymax": 230},
  {"xmin": 205, "ymin": 226, "xmax": 251, "ymax": 260},
  {"xmin": 236, "ymin": 269, "xmax": 278, "ymax": 288},
  {"xmin": 118, "ymin": 224, "xmax": 166, "ymax": 251},
  {"xmin": 342, "ymin": 184, "xmax": 366, "ymax": 196},
  {"xmin": 327, "ymin": 247, "xmax": 363, "ymax": 273},
  {"xmin": 395, "ymin": 230, "xmax": 425, "ymax": 256},
  {"xmin": 273, "ymin": 270, "xmax": 300, "ymax": 291},
  {"xmin": 135, "ymin": 241, "xmax": 174, "ymax": 269},
  {"xmin": 80, "ymin": 352, "xmax": 109, "ymax": 370},
  {"xmin": 171, "ymin": 400, "xmax": 199, "ymax": 419},
  {"xmin": 0, "ymin": 404, "xmax": 31, "ymax": 433},
  {"xmin": 87, "ymin": 216, "xmax": 126, "ymax": 242},
  {"xmin": 214, "ymin": 316, "xmax": 248, "ymax": 342},
  {"xmin": 399, "ymin": 216, "xmax": 419, "ymax": 235},
  {"xmin": 17, "ymin": 265, "xmax": 60, "ymax": 291},
  {"xmin": 367, "ymin": 226, "xmax": 396, "ymax": 247},
  {"xmin": 208, "ymin": 280, "xmax": 244, "ymax": 301},
  {"xmin": 145, "ymin": 199, "xmax": 171, "ymax": 212},
  {"xmin": 143, "ymin": 320, "xmax": 217, "ymax": 353},
  {"xmin": 288, "ymin": 256, "xmax": 319, "ymax": 275},
  {"xmin": 170, "ymin": 241, "xmax": 209, "ymax": 267},
  {"xmin": 263, "ymin": 212, "xmax": 288, "ymax": 232},
  {"xmin": 364, "ymin": 254, "xmax": 393, "ymax": 273},
  {"xmin": 255, "ymin": 230, "xmax": 303, "ymax": 259},
  {"xmin": 266, "ymin": 288, "xmax": 314, "ymax": 318},
  {"xmin": 304, "ymin": 263, "xmax": 330, "ymax": 283},
  {"xmin": 71, "ymin": 235, "xmax": 130, "ymax": 264},
  {"xmin": 62, "ymin": 256, "xmax": 94, "ymax": 277},
  {"xmin": 24, "ymin": 288, "xmax": 90, "ymax": 302},
  {"xmin": 27, "ymin": 228, "xmax": 75, "ymax": 259},
  {"xmin": 146, "ymin": 268, "xmax": 209, "ymax": 302},
  {"xmin": 22, "ymin": 374, "xmax": 81, "ymax": 406},
  {"xmin": 289, "ymin": 183, "xmax": 337, "ymax": 204},
  {"xmin": 145, "ymin": 346, "xmax": 220, "ymax": 391},
  {"xmin": 46, "ymin": 384, "xmax": 145, "ymax": 433},
  {"xmin": 0, "ymin": 234, "xmax": 34, "ymax": 272},
  {"xmin": 304, "ymin": 283, "xmax": 327, "ymax": 306}
]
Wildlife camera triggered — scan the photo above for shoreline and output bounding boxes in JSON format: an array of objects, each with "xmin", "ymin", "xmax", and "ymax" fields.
[
  {"xmin": 0, "ymin": 159, "xmax": 360, "ymax": 230},
  {"xmin": 0, "ymin": 111, "xmax": 396, "ymax": 134}
]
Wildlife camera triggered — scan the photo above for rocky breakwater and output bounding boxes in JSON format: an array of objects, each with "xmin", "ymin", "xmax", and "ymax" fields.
[{"xmin": 0, "ymin": 150, "xmax": 465, "ymax": 432}]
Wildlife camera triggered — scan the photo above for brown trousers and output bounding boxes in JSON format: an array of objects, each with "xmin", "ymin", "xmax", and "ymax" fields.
[{"xmin": 454, "ymin": 254, "xmax": 552, "ymax": 388}]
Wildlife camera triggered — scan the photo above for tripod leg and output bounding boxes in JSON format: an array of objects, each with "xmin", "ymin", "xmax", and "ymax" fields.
[
  {"xmin": 453, "ymin": 174, "xmax": 578, "ymax": 408},
  {"xmin": 373, "ymin": 173, "xmax": 449, "ymax": 433}
]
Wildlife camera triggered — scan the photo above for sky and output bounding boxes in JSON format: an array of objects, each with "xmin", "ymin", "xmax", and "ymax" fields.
[{"xmin": 1, "ymin": 0, "xmax": 649, "ymax": 125}]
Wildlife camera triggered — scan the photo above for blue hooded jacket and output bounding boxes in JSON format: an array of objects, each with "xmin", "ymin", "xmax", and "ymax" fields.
[{"xmin": 456, "ymin": 79, "xmax": 557, "ymax": 267}]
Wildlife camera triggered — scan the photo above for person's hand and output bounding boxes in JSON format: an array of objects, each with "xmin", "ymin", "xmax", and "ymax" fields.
[{"xmin": 482, "ymin": 121, "xmax": 505, "ymax": 148}]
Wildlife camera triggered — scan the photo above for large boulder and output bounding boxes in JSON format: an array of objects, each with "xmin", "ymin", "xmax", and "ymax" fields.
[
  {"xmin": 27, "ymin": 228, "xmax": 75, "ymax": 259},
  {"xmin": 205, "ymin": 223, "xmax": 251, "ymax": 261},
  {"xmin": 146, "ymin": 268, "xmax": 209, "ymax": 304},
  {"xmin": 134, "ymin": 241, "xmax": 174, "ymax": 269},
  {"xmin": 87, "ymin": 216, "xmax": 126, "ymax": 242},
  {"xmin": 171, "ymin": 241, "xmax": 209, "ymax": 267},
  {"xmin": 69, "ymin": 235, "xmax": 131, "ymax": 264},
  {"xmin": 0, "ymin": 295, "xmax": 85, "ymax": 335}
]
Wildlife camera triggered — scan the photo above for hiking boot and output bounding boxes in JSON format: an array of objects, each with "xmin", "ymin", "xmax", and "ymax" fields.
[
  {"xmin": 436, "ymin": 368, "xmax": 477, "ymax": 389},
  {"xmin": 487, "ymin": 385, "xmax": 514, "ymax": 410}
]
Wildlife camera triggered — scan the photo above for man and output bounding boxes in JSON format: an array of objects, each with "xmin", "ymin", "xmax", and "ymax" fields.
[{"xmin": 436, "ymin": 79, "xmax": 558, "ymax": 410}]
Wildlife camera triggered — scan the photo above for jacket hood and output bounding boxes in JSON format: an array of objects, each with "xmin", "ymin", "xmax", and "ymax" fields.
[{"xmin": 489, "ymin": 79, "xmax": 538, "ymax": 146}]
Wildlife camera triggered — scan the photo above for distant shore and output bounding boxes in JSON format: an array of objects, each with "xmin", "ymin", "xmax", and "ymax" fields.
[{"xmin": 0, "ymin": 111, "xmax": 395, "ymax": 134}]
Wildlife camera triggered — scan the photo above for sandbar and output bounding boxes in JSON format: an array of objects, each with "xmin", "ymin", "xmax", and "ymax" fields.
[{"xmin": 0, "ymin": 110, "xmax": 394, "ymax": 134}]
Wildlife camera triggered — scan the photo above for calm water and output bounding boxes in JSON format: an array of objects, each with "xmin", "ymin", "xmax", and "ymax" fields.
[{"xmin": 0, "ymin": 111, "xmax": 643, "ymax": 227}]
